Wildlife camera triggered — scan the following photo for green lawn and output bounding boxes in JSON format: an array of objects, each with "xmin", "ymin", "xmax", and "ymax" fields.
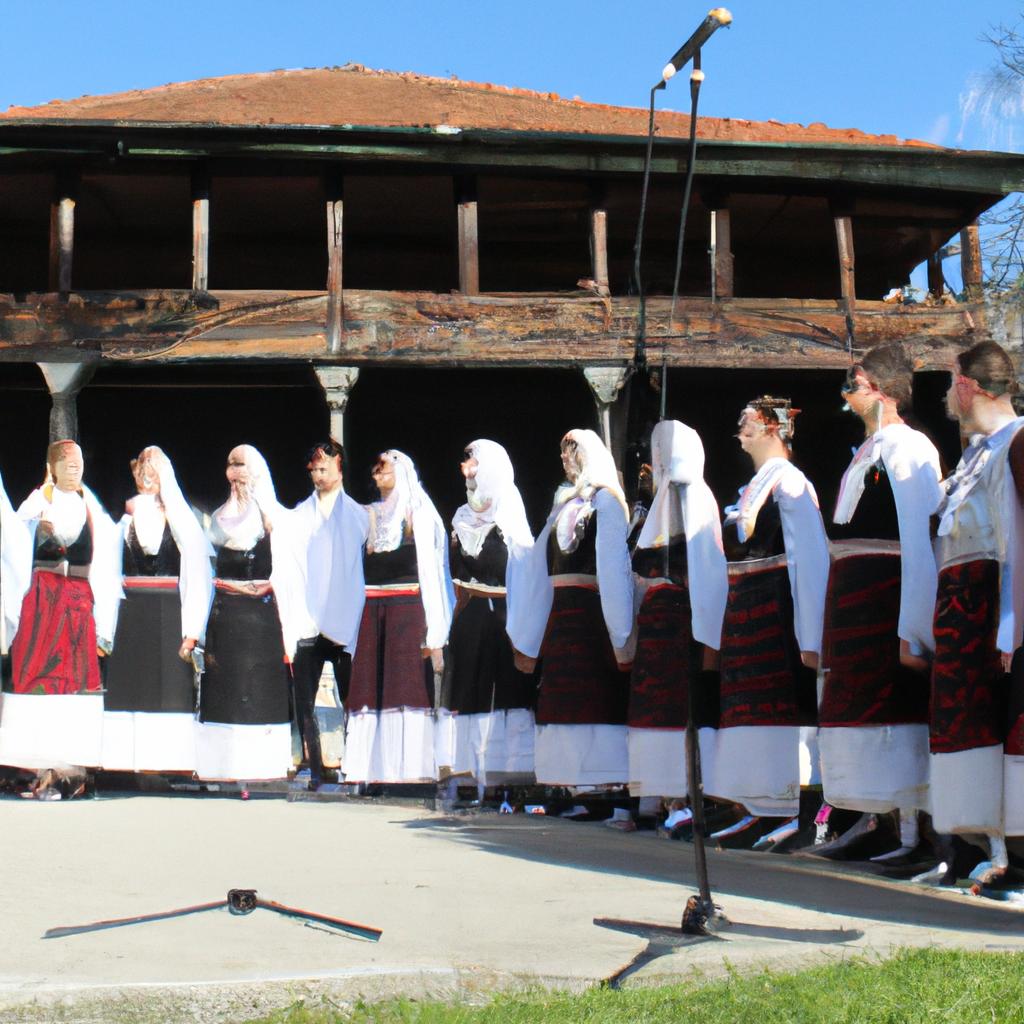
[{"xmin": 249, "ymin": 948, "xmax": 1024, "ymax": 1024}]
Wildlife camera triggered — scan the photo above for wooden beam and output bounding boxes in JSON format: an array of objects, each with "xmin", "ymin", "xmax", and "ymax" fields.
[
  {"xmin": 191, "ymin": 166, "xmax": 210, "ymax": 291},
  {"xmin": 960, "ymin": 221, "xmax": 983, "ymax": 301},
  {"xmin": 48, "ymin": 193, "xmax": 75, "ymax": 293},
  {"xmin": 456, "ymin": 176, "xmax": 479, "ymax": 295},
  {"xmin": 927, "ymin": 250, "xmax": 944, "ymax": 299},
  {"xmin": 0, "ymin": 289, "xmax": 982, "ymax": 372},
  {"xmin": 325, "ymin": 173, "xmax": 344, "ymax": 354},
  {"xmin": 711, "ymin": 208, "xmax": 734, "ymax": 299},
  {"xmin": 834, "ymin": 213, "xmax": 856, "ymax": 306},
  {"xmin": 589, "ymin": 208, "xmax": 609, "ymax": 296}
]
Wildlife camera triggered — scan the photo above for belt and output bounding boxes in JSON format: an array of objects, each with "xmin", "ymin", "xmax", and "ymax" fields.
[{"xmin": 35, "ymin": 560, "xmax": 90, "ymax": 579}]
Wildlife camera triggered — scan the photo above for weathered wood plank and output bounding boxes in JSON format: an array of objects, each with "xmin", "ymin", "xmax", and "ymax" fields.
[
  {"xmin": 712, "ymin": 208, "xmax": 733, "ymax": 299},
  {"xmin": 191, "ymin": 166, "xmax": 210, "ymax": 291},
  {"xmin": 326, "ymin": 192, "xmax": 344, "ymax": 354},
  {"xmin": 0, "ymin": 288, "xmax": 984, "ymax": 371},
  {"xmin": 960, "ymin": 221, "xmax": 983, "ymax": 302},
  {"xmin": 456, "ymin": 176, "xmax": 479, "ymax": 296},
  {"xmin": 48, "ymin": 196, "xmax": 74, "ymax": 293},
  {"xmin": 589, "ymin": 208, "xmax": 609, "ymax": 296}
]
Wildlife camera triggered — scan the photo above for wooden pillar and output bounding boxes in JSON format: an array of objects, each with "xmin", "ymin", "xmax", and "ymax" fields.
[
  {"xmin": 927, "ymin": 250, "xmax": 944, "ymax": 300},
  {"xmin": 37, "ymin": 362, "xmax": 95, "ymax": 442},
  {"xmin": 191, "ymin": 166, "xmax": 210, "ymax": 291},
  {"xmin": 711, "ymin": 207, "xmax": 734, "ymax": 299},
  {"xmin": 961, "ymin": 221, "xmax": 983, "ymax": 301},
  {"xmin": 833, "ymin": 209, "xmax": 856, "ymax": 348},
  {"xmin": 313, "ymin": 365, "xmax": 359, "ymax": 446},
  {"xmin": 456, "ymin": 176, "xmax": 479, "ymax": 295},
  {"xmin": 589, "ymin": 208, "xmax": 610, "ymax": 296},
  {"xmin": 325, "ymin": 173, "xmax": 344, "ymax": 354},
  {"xmin": 48, "ymin": 178, "xmax": 77, "ymax": 293}
]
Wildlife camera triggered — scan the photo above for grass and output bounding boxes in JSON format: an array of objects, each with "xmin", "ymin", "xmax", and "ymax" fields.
[{"xmin": 247, "ymin": 948, "xmax": 1024, "ymax": 1024}]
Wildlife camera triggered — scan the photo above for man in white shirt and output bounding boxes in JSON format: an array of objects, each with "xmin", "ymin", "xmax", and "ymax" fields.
[{"xmin": 290, "ymin": 440, "xmax": 368, "ymax": 789}]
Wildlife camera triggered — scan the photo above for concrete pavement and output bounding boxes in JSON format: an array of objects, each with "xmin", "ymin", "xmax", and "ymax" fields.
[{"xmin": 0, "ymin": 795, "xmax": 1020, "ymax": 1022}]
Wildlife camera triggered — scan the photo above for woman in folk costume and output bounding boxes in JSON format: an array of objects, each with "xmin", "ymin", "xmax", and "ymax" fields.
[
  {"xmin": 0, "ymin": 440, "xmax": 122, "ymax": 770},
  {"xmin": 508, "ymin": 428, "xmax": 634, "ymax": 787},
  {"xmin": 437, "ymin": 439, "xmax": 537, "ymax": 786},
  {"xmin": 931, "ymin": 341, "xmax": 1024, "ymax": 879},
  {"xmin": 196, "ymin": 444, "xmax": 299, "ymax": 781},
  {"xmin": 101, "ymin": 447, "xmax": 213, "ymax": 773},
  {"xmin": 711, "ymin": 398, "xmax": 830, "ymax": 837},
  {"xmin": 346, "ymin": 450, "xmax": 454, "ymax": 783},
  {"xmin": 819, "ymin": 344, "xmax": 942, "ymax": 861},
  {"xmin": 628, "ymin": 420, "xmax": 727, "ymax": 799}
]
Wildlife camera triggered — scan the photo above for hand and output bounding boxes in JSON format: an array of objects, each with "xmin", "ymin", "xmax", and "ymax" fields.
[
  {"xmin": 513, "ymin": 650, "xmax": 537, "ymax": 674},
  {"xmin": 179, "ymin": 637, "xmax": 197, "ymax": 662},
  {"xmin": 702, "ymin": 647, "xmax": 721, "ymax": 672},
  {"xmin": 422, "ymin": 647, "xmax": 445, "ymax": 674},
  {"xmin": 899, "ymin": 639, "xmax": 930, "ymax": 675},
  {"xmin": 1002, "ymin": 650, "xmax": 1014, "ymax": 674},
  {"xmin": 615, "ymin": 659, "xmax": 633, "ymax": 674},
  {"xmin": 800, "ymin": 651, "xmax": 819, "ymax": 670}
]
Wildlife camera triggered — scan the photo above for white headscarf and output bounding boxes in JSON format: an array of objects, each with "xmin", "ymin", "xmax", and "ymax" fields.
[
  {"xmin": 368, "ymin": 450, "xmax": 454, "ymax": 650},
  {"xmin": 636, "ymin": 420, "xmax": 727, "ymax": 650},
  {"xmin": 208, "ymin": 444, "xmax": 276, "ymax": 552},
  {"xmin": 139, "ymin": 448, "xmax": 214, "ymax": 643},
  {"xmin": 452, "ymin": 439, "xmax": 533, "ymax": 558},
  {"xmin": 552, "ymin": 428, "xmax": 628, "ymax": 552}
]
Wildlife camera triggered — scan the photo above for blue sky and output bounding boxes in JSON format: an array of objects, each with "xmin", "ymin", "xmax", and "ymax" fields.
[{"xmin": 2, "ymin": 1, "xmax": 1022, "ymax": 291}]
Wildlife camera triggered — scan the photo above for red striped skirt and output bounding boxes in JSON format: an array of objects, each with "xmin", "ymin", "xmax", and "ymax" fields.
[
  {"xmin": 718, "ymin": 557, "xmax": 816, "ymax": 729},
  {"xmin": 819, "ymin": 544, "xmax": 928, "ymax": 728}
]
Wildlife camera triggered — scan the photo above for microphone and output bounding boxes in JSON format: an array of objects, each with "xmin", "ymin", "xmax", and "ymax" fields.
[{"xmin": 661, "ymin": 7, "xmax": 732, "ymax": 82}]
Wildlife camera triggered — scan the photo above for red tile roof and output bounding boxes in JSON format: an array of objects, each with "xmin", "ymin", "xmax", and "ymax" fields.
[{"xmin": 0, "ymin": 64, "xmax": 937, "ymax": 149}]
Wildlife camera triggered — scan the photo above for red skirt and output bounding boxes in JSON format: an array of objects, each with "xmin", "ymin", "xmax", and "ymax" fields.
[
  {"xmin": 718, "ymin": 559, "xmax": 816, "ymax": 729},
  {"xmin": 536, "ymin": 584, "xmax": 626, "ymax": 726},
  {"xmin": 348, "ymin": 590, "xmax": 434, "ymax": 711},
  {"xmin": 11, "ymin": 570, "xmax": 101, "ymax": 695},
  {"xmin": 930, "ymin": 559, "xmax": 1006, "ymax": 754},
  {"xmin": 819, "ymin": 546, "xmax": 928, "ymax": 728},
  {"xmin": 628, "ymin": 583, "xmax": 697, "ymax": 729}
]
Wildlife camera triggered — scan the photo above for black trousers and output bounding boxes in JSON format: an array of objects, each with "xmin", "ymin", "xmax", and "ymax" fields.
[{"xmin": 291, "ymin": 635, "xmax": 352, "ymax": 782}]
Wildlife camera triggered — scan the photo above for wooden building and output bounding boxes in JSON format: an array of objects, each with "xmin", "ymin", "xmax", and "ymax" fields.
[{"xmin": 0, "ymin": 64, "xmax": 1022, "ymax": 519}]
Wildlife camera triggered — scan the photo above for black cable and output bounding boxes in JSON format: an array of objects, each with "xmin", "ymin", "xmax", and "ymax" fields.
[
  {"xmin": 632, "ymin": 83, "xmax": 664, "ymax": 373},
  {"xmin": 670, "ymin": 51, "xmax": 703, "ymax": 326}
]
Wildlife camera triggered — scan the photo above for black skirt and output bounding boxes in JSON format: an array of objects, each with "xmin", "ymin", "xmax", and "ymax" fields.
[
  {"xmin": 105, "ymin": 579, "xmax": 195, "ymax": 713},
  {"xmin": 442, "ymin": 590, "xmax": 537, "ymax": 715},
  {"xmin": 201, "ymin": 587, "xmax": 290, "ymax": 725}
]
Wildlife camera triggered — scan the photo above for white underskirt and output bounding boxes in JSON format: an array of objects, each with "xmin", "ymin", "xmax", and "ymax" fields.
[
  {"xmin": 439, "ymin": 709, "xmax": 535, "ymax": 785},
  {"xmin": 929, "ymin": 744, "xmax": 1003, "ymax": 836},
  {"xmin": 1005, "ymin": 754, "xmax": 1024, "ymax": 836},
  {"xmin": 194, "ymin": 721, "xmax": 291, "ymax": 781},
  {"xmin": 0, "ymin": 692, "xmax": 104, "ymax": 769},
  {"xmin": 627, "ymin": 726, "xmax": 716, "ymax": 798},
  {"xmin": 710, "ymin": 726, "xmax": 801, "ymax": 816},
  {"xmin": 819, "ymin": 724, "xmax": 929, "ymax": 813},
  {"xmin": 101, "ymin": 711, "xmax": 197, "ymax": 773},
  {"xmin": 344, "ymin": 708, "xmax": 436, "ymax": 783},
  {"xmin": 534, "ymin": 724, "xmax": 627, "ymax": 787}
]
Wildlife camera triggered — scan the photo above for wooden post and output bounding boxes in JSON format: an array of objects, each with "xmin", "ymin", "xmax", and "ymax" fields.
[
  {"xmin": 960, "ymin": 221, "xmax": 983, "ymax": 301},
  {"xmin": 325, "ymin": 172, "xmax": 344, "ymax": 354},
  {"xmin": 711, "ymin": 207, "xmax": 734, "ymax": 299},
  {"xmin": 48, "ymin": 183, "xmax": 76, "ymax": 293},
  {"xmin": 590, "ymin": 208, "xmax": 610, "ymax": 296},
  {"xmin": 456, "ymin": 176, "xmax": 479, "ymax": 296},
  {"xmin": 833, "ymin": 210, "xmax": 856, "ymax": 350},
  {"xmin": 927, "ymin": 250, "xmax": 944, "ymax": 300},
  {"xmin": 191, "ymin": 166, "xmax": 210, "ymax": 291}
]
